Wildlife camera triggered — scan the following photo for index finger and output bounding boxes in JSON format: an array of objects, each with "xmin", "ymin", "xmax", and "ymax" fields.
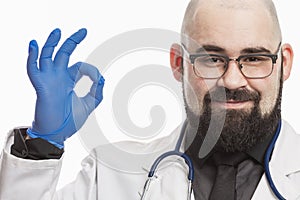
[
  {"xmin": 39, "ymin": 28, "xmax": 61, "ymax": 71},
  {"xmin": 54, "ymin": 28, "xmax": 87, "ymax": 69}
]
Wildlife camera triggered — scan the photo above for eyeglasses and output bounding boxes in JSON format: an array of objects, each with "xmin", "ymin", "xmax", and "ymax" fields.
[{"xmin": 182, "ymin": 43, "xmax": 281, "ymax": 79}]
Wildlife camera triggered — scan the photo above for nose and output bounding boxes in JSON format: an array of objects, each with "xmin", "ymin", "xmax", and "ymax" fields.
[{"xmin": 216, "ymin": 60, "xmax": 248, "ymax": 90}]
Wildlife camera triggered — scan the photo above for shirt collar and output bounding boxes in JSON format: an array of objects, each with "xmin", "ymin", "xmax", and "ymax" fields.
[{"xmin": 246, "ymin": 129, "xmax": 276, "ymax": 165}]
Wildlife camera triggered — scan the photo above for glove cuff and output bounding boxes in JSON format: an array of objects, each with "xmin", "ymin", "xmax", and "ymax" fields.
[
  {"xmin": 26, "ymin": 128, "xmax": 64, "ymax": 149},
  {"xmin": 27, "ymin": 112, "xmax": 73, "ymax": 149},
  {"xmin": 27, "ymin": 112, "xmax": 78, "ymax": 149}
]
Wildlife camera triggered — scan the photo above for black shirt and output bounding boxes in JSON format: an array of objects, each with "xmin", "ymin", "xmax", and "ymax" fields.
[{"xmin": 185, "ymin": 131, "xmax": 275, "ymax": 200}]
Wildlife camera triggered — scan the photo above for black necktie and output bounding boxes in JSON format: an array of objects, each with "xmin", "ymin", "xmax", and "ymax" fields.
[{"xmin": 209, "ymin": 152, "xmax": 247, "ymax": 200}]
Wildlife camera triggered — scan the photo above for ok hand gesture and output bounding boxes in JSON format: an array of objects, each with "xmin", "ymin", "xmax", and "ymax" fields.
[{"xmin": 26, "ymin": 28, "xmax": 105, "ymax": 149}]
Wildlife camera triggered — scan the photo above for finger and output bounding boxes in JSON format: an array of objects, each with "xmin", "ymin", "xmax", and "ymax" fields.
[
  {"xmin": 86, "ymin": 75, "xmax": 105, "ymax": 103},
  {"xmin": 82, "ymin": 77, "xmax": 105, "ymax": 114},
  {"xmin": 39, "ymin": 28, "xmax": 61, "ymax": 71},
  {"xmin": 27, "ymin": 40, "xmax": 39, "ymax": 80},
  {"xmin": 68, "ymin": 62, "xmax": 105, "ymax": 113},
  {"xmin": 68, "ymin": 62, "xmax": 102, "ymax": 83},
  {"xmin": 54, "ymin": 28, "xmax": 87, "ymax": 69}
]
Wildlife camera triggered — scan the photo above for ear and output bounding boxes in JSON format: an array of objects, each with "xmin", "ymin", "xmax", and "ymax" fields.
[
  {"xmin": 281, "ymin": 43, "xmax": 294, "ymax": 81},
  {"xmin": 170, "ymin": 43, "xmax": 183, "ymax": 82}
]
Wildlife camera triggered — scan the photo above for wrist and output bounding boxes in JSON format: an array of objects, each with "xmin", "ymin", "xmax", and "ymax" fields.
[{"xmin": 26, "ymin": 128, "xmax": 64, "ymax": 149}]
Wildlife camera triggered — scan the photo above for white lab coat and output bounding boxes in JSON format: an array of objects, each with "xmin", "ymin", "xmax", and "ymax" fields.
[{"xmin": 1, "ymin": 120, "xmax": 300, "ymax": 200}]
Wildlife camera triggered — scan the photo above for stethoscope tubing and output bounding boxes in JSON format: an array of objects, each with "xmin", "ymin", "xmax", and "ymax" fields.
[
  {"xmin": 144, "ymin": 119, "xmax": 285, "ymax": 200},
  {"xmin": 148, "ymin": 150, "xmax": 194, "ymax": 181},
  {"xmin": 148, "ymin": 120, "xmax": 193, "ymax": 180},
  {"xmin": 264, "ymin": 120, "xmax": 285, "ymax": 200}
]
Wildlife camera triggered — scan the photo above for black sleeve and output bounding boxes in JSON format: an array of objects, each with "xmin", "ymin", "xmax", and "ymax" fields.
[{"xmin": 10, "ymin": 128, "xmax": 64, "ymax": 160}]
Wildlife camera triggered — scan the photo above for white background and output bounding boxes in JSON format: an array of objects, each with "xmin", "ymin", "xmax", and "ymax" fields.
[{"xmin": 0, "ymin": 0, "xmax": 299, "ymax": 189}]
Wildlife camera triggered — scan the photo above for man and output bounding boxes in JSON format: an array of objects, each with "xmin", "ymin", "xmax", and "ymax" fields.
[{"xmin": 0, "ymin": 0, "xmax": 300, "ymax": 199}]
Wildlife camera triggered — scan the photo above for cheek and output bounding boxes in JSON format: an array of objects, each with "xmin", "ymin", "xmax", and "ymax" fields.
[
  {"xmin": 252, "ymin": 70, "xmax": 281, "ymax": 116},
  {"xmin": 183, "ymin": 65, "xmax": 215, "ymax": 115}
]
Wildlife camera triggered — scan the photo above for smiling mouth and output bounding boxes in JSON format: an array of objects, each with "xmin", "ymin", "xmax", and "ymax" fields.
[{"xmin": 212, "ymin": 99, "xmax": 254, "ymax": 109}]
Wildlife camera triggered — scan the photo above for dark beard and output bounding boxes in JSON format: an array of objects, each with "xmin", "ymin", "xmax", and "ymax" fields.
[{"xmin": 184, "ymin": 69, "xmax": 283, "ymax": 154}]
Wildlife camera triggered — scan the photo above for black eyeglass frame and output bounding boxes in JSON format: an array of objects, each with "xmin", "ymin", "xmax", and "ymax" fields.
[{"xmin": 182, "ymin": 42, "xmax": 282, "ymax": 79}]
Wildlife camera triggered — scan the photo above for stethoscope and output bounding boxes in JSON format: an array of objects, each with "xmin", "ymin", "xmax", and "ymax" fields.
[{"xmin": 140, "ymin": 119, "xmax": 286, "ymax": 200}]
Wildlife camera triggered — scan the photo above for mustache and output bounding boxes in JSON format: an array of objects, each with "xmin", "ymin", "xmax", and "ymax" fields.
[{"xmin": 204, "ymin": 87, "xmax": 261, "ymax": 103}]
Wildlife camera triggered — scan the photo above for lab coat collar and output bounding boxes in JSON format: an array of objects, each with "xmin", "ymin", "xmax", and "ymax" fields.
[
  {"xmin": 252, "ymin": 120, "xmax": 300, "ymax": 199},
  {"xmin": 271, "ymin": 120, "xmax": 300, "ymax": 174}
]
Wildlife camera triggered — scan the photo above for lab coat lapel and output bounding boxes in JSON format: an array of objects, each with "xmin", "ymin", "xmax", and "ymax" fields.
[{"xmin": 252, "ymin": 121, "xmax": 300, "ymax": 199}]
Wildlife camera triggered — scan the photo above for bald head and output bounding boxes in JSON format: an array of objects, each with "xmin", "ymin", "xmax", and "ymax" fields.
[{"xmin": 181, "ymin": 0, "xmax": 282, "ymax": 44}]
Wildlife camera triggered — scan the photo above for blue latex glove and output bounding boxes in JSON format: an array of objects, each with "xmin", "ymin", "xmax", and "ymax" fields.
[{"xmin": 26, "ymin": 28, "xmax": 105, "ymax": 149}]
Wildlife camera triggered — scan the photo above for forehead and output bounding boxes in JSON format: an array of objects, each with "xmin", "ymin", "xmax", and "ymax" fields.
[{"xmin": 185, "ymin": 2, "xmax": 276, "ymax": 52}]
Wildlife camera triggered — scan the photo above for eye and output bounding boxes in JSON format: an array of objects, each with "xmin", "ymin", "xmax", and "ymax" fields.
[
  {"xmin": 197, "ymin": 55, "xmax": 226, "ymax": 66},
  {"xmin": 207, "ymin": 56, "xmax": 224, "ymax": 63},
  {"xmin": 242, "ymin": 56, "xmax": 269, "ymax": 63}
]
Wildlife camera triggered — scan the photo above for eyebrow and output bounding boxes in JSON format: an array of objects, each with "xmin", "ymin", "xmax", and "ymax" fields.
[
  {"xmin": 240, "ymin": 47, "xmax": 272, "ymax": 54},
  {"xmin": 195, "ymin": 45, "xmax": 225, "ymax": 53},
  {"xmin": 194, "ymin": 45, "xmax": 272, "ymax": 54}
]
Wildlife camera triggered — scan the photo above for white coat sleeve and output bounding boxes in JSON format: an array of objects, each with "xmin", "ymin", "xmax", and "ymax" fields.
[
  {"xmin": 0, "ymin": 129, "xmax": 63, "ymax": 200},
  {"xmin": 0, "ymin": 129, "xmax": 98, "ymax": 200}
]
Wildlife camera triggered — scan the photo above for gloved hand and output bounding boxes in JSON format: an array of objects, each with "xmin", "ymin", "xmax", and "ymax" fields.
[{"xmin": 26, "ymin": 28, "xmax": 105, "ymax": 149}]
